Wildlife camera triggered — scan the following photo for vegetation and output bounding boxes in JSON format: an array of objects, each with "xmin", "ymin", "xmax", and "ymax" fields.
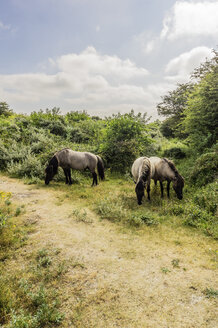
[{"xmin": 0, "ymin": 49, "xmax": 217, "ymax": 326}]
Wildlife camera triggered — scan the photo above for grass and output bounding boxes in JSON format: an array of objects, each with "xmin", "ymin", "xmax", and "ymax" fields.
[
  {"xmin": 0, "ymin": 172, "xmax": 217, "ymax": 327},
  {"xmin": 0, "ymin": 247, "xmax": 67, "ymax": 327},
  {"xmin": 203, "ymin": 287, "xmax": 218, "ymax": 299},
  {"xmin": 38, "ymin": 169, "xmax": 218, "ymax": 239},
  {"xmin": 0, "ymin": 191, "xmax": 66, "ymax": 327}
]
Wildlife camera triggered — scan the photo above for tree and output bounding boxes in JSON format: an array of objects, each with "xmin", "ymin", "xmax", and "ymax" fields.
[
  {"xmin": 100, "ymin": 111, "xmax": 151, "ymax": 172},
  {"xmin": 182, "ymin": 63, "xmax": 218, "ymax": 149},
  {"xmin": 0, "ymin": 102, "xmax": 13, "ymax": 117},
  {"xmin": 157, "ymin": 83, "xmax": 193, "ymax": 138}
]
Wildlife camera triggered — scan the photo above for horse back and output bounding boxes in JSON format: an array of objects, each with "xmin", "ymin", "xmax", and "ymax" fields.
[
  {"xmin": 56, "ymin": 149, "xmax": 97, "ymax": 170},
  {"xmin": 149, "ymin": 156, "xmax": 175, "ymax": 181}
]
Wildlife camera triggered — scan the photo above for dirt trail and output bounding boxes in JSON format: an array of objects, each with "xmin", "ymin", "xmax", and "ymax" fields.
[{"xmin": 0, "ymin": 175, "xmax": 217, "ymax": 328}]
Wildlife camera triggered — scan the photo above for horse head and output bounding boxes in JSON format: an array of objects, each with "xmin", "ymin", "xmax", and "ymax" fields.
[
  {"xmin": 45, "ymin": 156, "xmax": 58, "ymax": 185},
  {"xmin": 172, "ymin": 174, "xmax": 184, "ymax": 200},
  {"xmin": 135, "ymin": 180, "xmax": 145, "ymax": 205}
]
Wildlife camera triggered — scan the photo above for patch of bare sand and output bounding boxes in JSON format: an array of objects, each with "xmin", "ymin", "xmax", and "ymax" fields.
[{"xmin": 0, "ymin": 176, "xmax": 217, "ymax": 328}]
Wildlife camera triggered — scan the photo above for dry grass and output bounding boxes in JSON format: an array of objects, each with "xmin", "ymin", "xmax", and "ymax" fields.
[{"xmin": 0, "ymin": 174, "xmax": 217, "ymax": 327}]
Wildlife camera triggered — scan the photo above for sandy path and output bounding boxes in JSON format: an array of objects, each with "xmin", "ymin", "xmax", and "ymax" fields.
[{"xmin": 0, "ymin": 175, "xmax": 217, "ymax": 328}]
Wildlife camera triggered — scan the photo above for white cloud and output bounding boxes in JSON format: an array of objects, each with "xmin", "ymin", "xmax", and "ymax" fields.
[
  {"xmin": 56, "ymin": 47, "xmax": 149, "ymax": 83},
  {"xmin": 137, "ymin": 1, "xmax": 218, "ymax": 56},
  {"xmin": 0, "ymin": 20, "xmax": 11, "ymax": 30},
  {"xmin": 161, "ymin": 1, "xmax": 218, "ymax": 40},
  {"xmin": 96, "ymin": 25, "xmax": 100, "ymax": 32},
  {"xmin": 0, "ymin": 47, "xmax": 161, "ymax": 117},
  {"xmin": 165, "ymin": 46, "xmax": 213, "ymax": 82}
]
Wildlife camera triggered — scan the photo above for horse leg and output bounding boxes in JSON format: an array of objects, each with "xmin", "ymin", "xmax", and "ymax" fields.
[
  {"xmin": 92, "ymin": 172, "xmax": 98, "ymax": 186},
  {"xmin": 160, "ymin": 181, "xmax": 164, "ymax": 198},
  {"xmin": 147, "ymin": 184, "xmax": 151, "ymax": 200},
  {"xmin": 68, "ymin": 169, "xmax": 72, "ymax": 185},
  {"xmin": 167, "ymin": 181, "xmax": 171, "ymax": 198},
  {"xmin": 63, "ymin": 169, "xmax": 69, "ymax": 184}
]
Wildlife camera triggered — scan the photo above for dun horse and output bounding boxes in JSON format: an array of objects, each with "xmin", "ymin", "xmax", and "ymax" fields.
[
  {"xmin": 131, "ymin": 156, "xmax": 184, "ymax": 205},
  {"xmin": 45, "ymin": 148, "xmax": 105, "ymax": 186}
]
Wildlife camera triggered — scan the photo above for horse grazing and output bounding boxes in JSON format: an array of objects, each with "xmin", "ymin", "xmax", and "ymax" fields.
[
  {"xmin": 131, "ymin": 156, "xmax": 184, "ymax": 205},
  {"xmin": 131, "ymin": 157, "xmax": 151, "ymax": 205},
  {"xmin": 45, "ymin": 148, "xmax": 105, "ymax": 186}
]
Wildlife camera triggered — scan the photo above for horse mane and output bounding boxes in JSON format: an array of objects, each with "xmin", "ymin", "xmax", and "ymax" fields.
[
  {"xmin": 163, "ymin": 158, "xmax": 184, "ymax": 183},
  {"xmin": 49, "ymin": 155, "xmax": 58, "ymax": 175}
]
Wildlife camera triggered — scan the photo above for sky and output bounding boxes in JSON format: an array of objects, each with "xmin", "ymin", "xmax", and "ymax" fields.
[{"xmin": 0, "ymin": 0, "xmax": 217, "ymax": 118}]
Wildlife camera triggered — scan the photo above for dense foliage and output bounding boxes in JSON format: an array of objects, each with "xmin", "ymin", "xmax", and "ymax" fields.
[
  {"xmin": 158, "ymin": 49, "xmax": 218, "ymax": 150},
  {"xmin": 0, "ymin": 106, "xmax": 155, "ymax": 178}
]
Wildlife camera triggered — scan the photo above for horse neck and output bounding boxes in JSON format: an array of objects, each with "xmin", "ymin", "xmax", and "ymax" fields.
[{"xmin": 50, "ymin": 155, "xmax": 59, "ymax": 172}]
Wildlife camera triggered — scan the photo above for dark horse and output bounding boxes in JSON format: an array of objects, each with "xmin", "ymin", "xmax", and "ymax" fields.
[
  {"xmin": 131, "ymin": 156, "xmax": 184, "ymax": 205},
  {"xmin": 45, "ymin": 148, "xmax": 105, "ymax": 186}
]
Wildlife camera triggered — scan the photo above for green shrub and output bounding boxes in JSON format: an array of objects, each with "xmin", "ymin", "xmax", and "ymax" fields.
[
  {"xmin": 127, "ymin": 214, "xmax": 159, "ymax": 227},
  {"xmin": 9, "ymin": 280, "xmax": 64, "ymax": 328},
  {"xmin": 96, "ymin": 195, "xmax": 126, "ymax": 222},
  {"xmin": 7, "ymin": 154, "xmax": 44, "ymax": 179},
  {"xmin": 203, "ymin": 287, "xmax": 218, "ymax": 299},
  {"xmin": 190, "ymin": 151, "xmax": 218, "ymax": 186},
  {"xmin": 184, "ymin": 204, "xmax": 217, "ymax": 237},
  {"xmin": 169, "ymin": 204, "xmax": 185, "ymax": 216},
  {"xmin": 100, "ymin": 112, "xmax": 151, "ymax": 172},
  {"xmin": 0, "ymin": 140, "xmax": 31, "ymax": 170},
  {"xmin": 0, "ymin": 276, "xmax": 13, "ymax": 324},
  {"xmin": 48, "ymin": 121, "xmax": 67, "ymax": 137},
  {"xmin": 0, "ymin": 191, "xmax": 12, "ymax": 232},
  {"xmin": 163, "ymin": 147, "xmax": 186, "ymax": 159},
  {"xmin": 193, "ymin": 183, "xmax": 217, "ymax": 215}
]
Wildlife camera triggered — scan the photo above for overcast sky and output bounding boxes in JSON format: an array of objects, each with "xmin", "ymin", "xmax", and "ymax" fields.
[{"xmin": 0, "ymin": 0, "xmax": 217, "ymax": 118}]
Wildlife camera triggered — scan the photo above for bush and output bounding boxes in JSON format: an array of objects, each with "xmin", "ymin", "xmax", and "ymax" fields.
[
  {"xmin": 95, "ymin": 195, "xmax": 126, "ymax": 222},
  {"xmin": 48, "ymin": 121, "xmax": 67, "ymax": 137},
  {"xmin": 127, "ymin": 214, "xmax": 159, "ymax": 227},
  {"xmin": 193, "ymin": 183, "xmax": 217, "ymax": 215},
  {"xmin": 163, "ymin": 147, "xmax": 186, "ymax": 159},
  {"xmin": 190, "ymin": 151, "xmax": 218, "ymax": 186},
  {"xmin": 100, "ymin": 112, "xmax": 151, "ymax": 172},
  {"xmin": 0, "ymin": 141, "xmax": 31, "ymax": 170},
  {"xmin": 0, "ymin": 191, "xmax": 12, "ymax": 232},
  {"xmin": 0, "ymin": 279, "xmax": 12, "ymax": 324},
  {"xmin": 7, "ymin": 154, "xmax": 44, "ymax": 179},
  {"xmin": 184, "ymin": 204, "xmax": 217, "ymax": 238}
]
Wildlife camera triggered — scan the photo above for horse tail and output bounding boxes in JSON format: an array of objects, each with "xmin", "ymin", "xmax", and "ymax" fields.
[
  {"xmin": 96, "ymin": 155, "xmax": 105, "ymax": 180},
  {"xmin": 141, "ymin": 158, "xmax": 151, "ymax": 182}
]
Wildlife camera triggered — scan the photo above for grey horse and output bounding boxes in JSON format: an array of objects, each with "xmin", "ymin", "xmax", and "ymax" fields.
[
  {"xmin": 45, "ymin": 148, "xmax": 105, "ymax": 186},
  {"xmin": 131, "ymin": 156, "xmax": 184, "ymax": 205}
]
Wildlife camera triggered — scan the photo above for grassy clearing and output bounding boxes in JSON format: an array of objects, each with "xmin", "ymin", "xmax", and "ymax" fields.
[
  {"xmin": 42, "ymin": 170, "xmax": 217, "ymax": 239},
  {"xmin": 0, "ymin": 174, "xmax": 217, "ymax": 327}
]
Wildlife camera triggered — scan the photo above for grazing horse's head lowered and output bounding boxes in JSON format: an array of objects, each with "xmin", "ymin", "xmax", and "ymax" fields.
[
  {"xmin": 132, "ymin": 156, "xmax": 184, "ymax": 204},
  {"xmin": 45, "ymin": 156, "xmax": 58, "ymax": 185},
  {"xmin": 163, "ymin": 158, "xmax": 184, "ymax": 200},
  {"xmin": 45, "ymin": 149, "xmax": 105, "ymax": 186},
  {"xmin": 172, "ymin": 174, "xmax": 184, "ymax": 200},
  {"xmin": 135, "ymin": 180, "xmax": 145, "ymax": 205},
  {"xmin": 132, "ymin": 157, "xmax": 151, "ymax": 205}
]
